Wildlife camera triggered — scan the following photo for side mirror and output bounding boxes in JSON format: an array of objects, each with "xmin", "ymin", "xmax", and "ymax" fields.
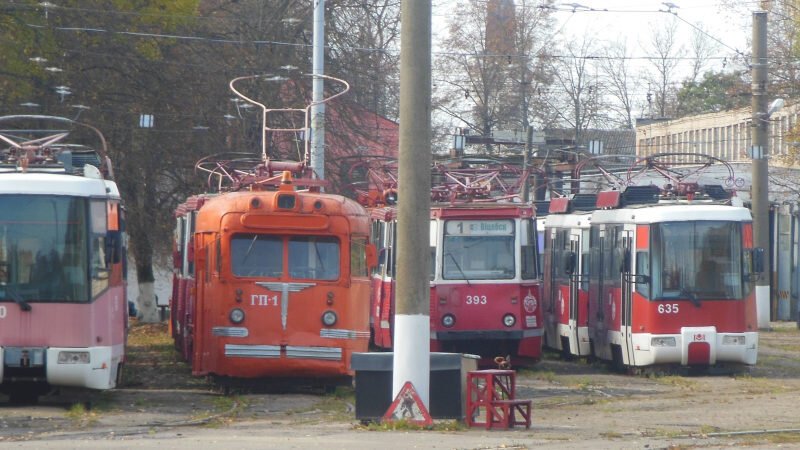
[
  {"xmin": 105, "ymin": 230, "xmax": 123, "ymax": 265},
  {"xmin": 366, "ymin": 243, "xmax": 378, "ymax": 269},
  {"xmin": 752, "ymin": 248, "xmax": 765, "ymax": 273},
  {"xmin": 564, "ymin": 251, "xmax": 576, "ymax": 275}
]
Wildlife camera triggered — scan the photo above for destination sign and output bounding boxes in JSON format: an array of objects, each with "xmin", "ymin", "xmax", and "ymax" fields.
[{"xmin": 445, "ymin": 220, "xmax": 513, "ymax": 236}]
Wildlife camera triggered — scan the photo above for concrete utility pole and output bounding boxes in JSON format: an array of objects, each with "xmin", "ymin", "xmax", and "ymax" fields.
[
  {"xmin": 310, "ymin": 0, "xmax": 325, "ymax": 183},
  {"xmin": 522, "ymin": 126, "xmax": 533, "ymax": 202},
  {"xmin": 393, "ymin": 0, "xmax": 432, "ymax": 408},
  {"xmin": 751, "ymin": 11, "xmax": 770, "ymax": 328}
]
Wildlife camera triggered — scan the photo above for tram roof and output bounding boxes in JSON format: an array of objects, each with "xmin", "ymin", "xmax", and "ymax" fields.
[
  {"xmin": 0, "ymin": 172, "xmax": 119, "ymax": 198},
  {"xmin": 194, "ymin": 188, "xmax": 369, "ymax": 227},
  {"xmin": 544, "ymin": 211, "xmax": 592, "ymax": 229},
  {"xmin": 591, "ymin": 203, "xmax": 752, "ymax": 224}
]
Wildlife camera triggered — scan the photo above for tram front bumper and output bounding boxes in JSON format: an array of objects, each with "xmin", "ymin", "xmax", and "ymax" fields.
[
  {"xmin": 46, "ymin": 346, "xmax": 117, "ymax": 390},
  {"xmin": 630, "ymin": 328, "xmax": 758, "ymax": 366},
  {"xmin": 434, "ymin": 329, "xmax": 542, "ymax": 341},
  {"xmin": 1, "ymin": 346, "xmax": 116, "ymax": 389}
]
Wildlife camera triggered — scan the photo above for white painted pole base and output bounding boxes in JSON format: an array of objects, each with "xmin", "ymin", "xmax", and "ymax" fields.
[
  {"xmin": 756, "ymin": 285, "xmax": 770, "ymax": 329},
  {"xmin": 392, "ymin": 314, "xmax": 430, "ymax": 410}
]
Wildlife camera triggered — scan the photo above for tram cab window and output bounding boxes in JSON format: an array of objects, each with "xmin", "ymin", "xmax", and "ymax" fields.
[
  {"xmin": 442, "ymin": 219, "xmax": 515, "ymax": 280},
  {"xmin": 289, "ymin": 236, "xmax": 340, "ymax": 280},
  {"xmin": 231, "ymin": 234, "xmax": 283, "ymax": 278},
  {"xmin": 651, "ymin": 221, "xmax": 742, "ymax": 300}
]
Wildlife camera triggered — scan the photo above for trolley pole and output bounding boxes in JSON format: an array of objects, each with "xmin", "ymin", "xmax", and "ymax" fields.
[
  {"xmin": 751, "ymin": 11, "xmax": 770, "ymax": 328},
  {"xmin": 393, "ymin": 0, "xmax": 432, "ymax": 408},
  {"xmin": 310, "ymin": 0, "xmax": 325, "ymax": 183}
]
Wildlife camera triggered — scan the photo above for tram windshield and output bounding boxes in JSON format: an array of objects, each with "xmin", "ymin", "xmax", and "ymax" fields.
[
  {"xmin": 650, "ymin": 221, "xmax": 743, "ymax": 301},
  {"xmin": 231, "ymin": 234, "xmax": 340, "ymax": 281},
  {"xmin": 442, "ymin": 219, "xmax": 515, "ymax": 280},
  {"xmin": 0, "ymin": 195, "xmax": 90, "ymax": 303}
]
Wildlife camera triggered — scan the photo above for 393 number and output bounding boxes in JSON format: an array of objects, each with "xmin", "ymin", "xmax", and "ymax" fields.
[
  {"xmin": 657, "ymin": 303, "xmax": 679, "ymax": 314},
  {"xmin": 0, "ymin": 305, "xmax": 6, "ymax": 319},
  {"xmin": 465, "ymin": 295, "xmax": 487, "ymax": 305}
]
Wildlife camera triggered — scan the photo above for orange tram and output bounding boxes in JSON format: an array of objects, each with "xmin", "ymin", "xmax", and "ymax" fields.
[
  {"xmin": 170, "ymin": 74, "xmax": 375, "ymax": 382},
  {"xmin": 172, "ymin": 171, "xmax": 375, "ymax": 381}
]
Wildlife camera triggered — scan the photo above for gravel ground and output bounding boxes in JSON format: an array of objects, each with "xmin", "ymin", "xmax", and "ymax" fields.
[{"xmin": 1, "ymin": 321, "xmax": 800, "ymax": 449}]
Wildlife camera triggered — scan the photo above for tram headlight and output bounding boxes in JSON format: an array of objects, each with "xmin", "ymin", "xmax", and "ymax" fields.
[
  {"xmin": 229, "ymin": 308, "xmax": 245, "ymax": 324},
  {"xmin": 723, "ymin": 335, "xmax": 745, "ymax": 345},
  {"xmin": 502, "ymin": 314, "xmax": 516, "ymax": 328},
  {"xmin": 441, "ymin": 314, "xmax": 456, "ymax": 328},
  {"xmin": 651, "ymin": 337, "xmax": 676, "ymax": 347},
  {"xmin": 57, "ymin": 351, "xmax": 90, "ymax": 364},
  {"xmin": 322, "ymin": 310, "xmax": 338, "ymax": 327}
]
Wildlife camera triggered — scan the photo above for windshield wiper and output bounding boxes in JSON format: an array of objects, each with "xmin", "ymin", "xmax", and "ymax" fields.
[
  {"xmin": 445, "ymin": 252, "xmax": 471, "ymax": 287},
  {"xmin": 680, "ymin": 287, "xmax": 701, "ymax": 308},
  {"xmin": 4, "ymin": 285, "xmax": 32, "ymax": 311}
]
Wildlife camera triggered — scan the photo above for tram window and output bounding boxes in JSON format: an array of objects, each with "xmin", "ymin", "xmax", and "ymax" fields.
[
  {"xmin": 635, "ymin": 250, "xmax": 650, "ymax": 298},
  {"xmin": 521, "ymin": 244, "xmax": 537, "ymax": 280},
  {"xmin": 215, "ymin": 238, "xmax": 221, "ymax": 275},
  {"xmin": 430, "ymin": 247, "xmax": 436, "ymax": 280},
  {"xmin": 651, "ymin": 222, "xmax": 742, "ymax": 300},
  {"xmin": 231, "ymin": 234, "xmax": 283, "ymax": 278},
  {"xmin": 581, "ymin": 229, "xmax": 590, "ymax": 292},
  {"xmin": 351, "ymin": 237, "xmax": 368, "ymax": 278},
  {"xmin": 289, "ymin": 236, "xmax": 340, "ymax": 280},
  {"xmin": 443, "ymin": 235, "xmax": 515, "ymax": 280}
]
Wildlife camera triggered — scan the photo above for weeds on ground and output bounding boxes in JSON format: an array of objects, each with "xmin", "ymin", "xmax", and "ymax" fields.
[
  {"xmin": 518, "ymin": 368, "xmax": 557, "ymax": 383},
  {"xmin": 65, "ymin": 403, "xmax": 98, "ymax": 427},
  {"xmin": 650, "ymin": 374, "xmax": 698, "ymax": 389},
  {"xmin": 361, "ymin": 419, "xmax": 466, "ymax": 431}
]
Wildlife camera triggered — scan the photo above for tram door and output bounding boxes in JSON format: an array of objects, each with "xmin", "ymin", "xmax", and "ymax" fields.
[
  {"xmin": 568, "ymin": 232, "xmax": 581, "ymax": 354},
  {"xmin": 620, "ymin": 229, "xmax": 635, "ymax": 365}
]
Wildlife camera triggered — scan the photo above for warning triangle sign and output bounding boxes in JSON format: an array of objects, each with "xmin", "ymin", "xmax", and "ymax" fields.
[{"xmin": 382, "ymin": 381, "xmax": 433, "ymax": 426}]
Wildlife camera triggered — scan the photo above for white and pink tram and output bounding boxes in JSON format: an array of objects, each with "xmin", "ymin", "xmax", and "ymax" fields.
[
  {"xmin": 584, "ymin": 185, "xmax": 763, "ymax": 368},
  {"xmin": 0, "ymin": 116, "xmax": 127, "ymax": 403}
]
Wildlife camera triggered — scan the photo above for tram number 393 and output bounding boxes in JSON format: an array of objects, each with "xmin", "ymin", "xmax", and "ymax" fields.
[
  {"xmin": 465, "ymin": 295, "xmax": 487, "ymax": 305},
  {"xmin": 657, "ymin": 303, "xmax": 679, "ymax": 314},
  {"xmin": 0, "ymin": 305, "xmax": 5, "ymax": 318}
]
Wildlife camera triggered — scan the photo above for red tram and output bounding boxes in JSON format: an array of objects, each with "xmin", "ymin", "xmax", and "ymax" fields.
[
  {"xmin": 0, "ymin": 116, "xmax": 127, "ymax": 403},
  {"xmin": 170, "ymin": 75, "xmax": 376, "ymax": 381},
  {"xmin": 358, "ymin": 162, "xmax": 543, "ymax": 363}
]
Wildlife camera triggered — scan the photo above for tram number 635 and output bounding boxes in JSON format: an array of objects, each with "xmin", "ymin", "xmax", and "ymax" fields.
[
  {"xmin": 657, "ymin": 303, "xmax": 679, "ymax": 314},
  {"xmin": 465, "ymin": 295, "xmax": 487, "ymax": 305}
]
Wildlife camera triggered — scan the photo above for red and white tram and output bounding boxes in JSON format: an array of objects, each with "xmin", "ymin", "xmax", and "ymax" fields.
[
  {"xmin": 541, "ymin": 194, "xmax": 595, "ymax": 357},
  {"xmin": 586, "ymin": 185, "xmax": 762, "ymax": 368},
  {"xmin": 0, "ymin": 116, "xmax": 127, "ymax": 403},
  {"xmin": 361, "ymin": 163, "xmax": 543, "ymax": 363}
]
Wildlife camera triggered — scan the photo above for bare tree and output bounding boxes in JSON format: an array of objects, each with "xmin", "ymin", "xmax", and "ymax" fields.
[
  {"xmin": 433, "ymin": 0, "xmax": 555, "ymax": 154},
  {"xmin": 600, "ymin": 41, "xmax": 639, "ymax": 129},
  {"xmin": 643, "ymin": 18, "xmax": 684, "ymax": 118},
  {"xmin": 327, "ymin": 0, "xmax": 401, "ymax": 120},
  {"xmin": 548, "ymin": 37, "xmax": 606, "ymax": 143},
  {"xmin": 688, "ymin": 25, "xmax": 720, "ymax": 82}
]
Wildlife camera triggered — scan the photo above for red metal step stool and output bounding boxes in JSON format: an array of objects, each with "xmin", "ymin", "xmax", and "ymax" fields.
[{"xmin": 466, "ymin": 369, "xmax": 531, "ymax": 429}]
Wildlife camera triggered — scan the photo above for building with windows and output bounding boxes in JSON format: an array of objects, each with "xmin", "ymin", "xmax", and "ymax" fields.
[{"xmin": 635, "ymin": 102, "xmax": 800, "ymax": 162}]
